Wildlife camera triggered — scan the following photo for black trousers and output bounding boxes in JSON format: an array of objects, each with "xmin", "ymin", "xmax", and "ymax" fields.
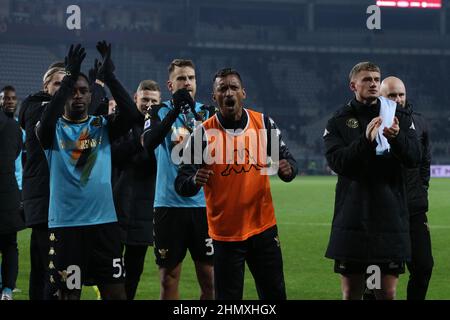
[
  {"xmin": 213, "ymin": 225, "xmax": 286, "ymax": 300},
  {"xmin": 0, "ymin": 232, "xmax": 19, "ymax": 290},
  {"xmin": 406, "ymin": 213, "xmax": 434, "ymax": 300},
  {"xmin": 123, "ymin": 244, "xmax": 148, "ymax": 300},
  {"xmin": 29, "ymin": 224, "xmax": 52, "ymax": 300}
]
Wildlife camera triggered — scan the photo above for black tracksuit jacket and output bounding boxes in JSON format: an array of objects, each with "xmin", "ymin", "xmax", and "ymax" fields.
[{"xmin": 323, "ymin": 98, "xmax": 421, "ymax": 263}]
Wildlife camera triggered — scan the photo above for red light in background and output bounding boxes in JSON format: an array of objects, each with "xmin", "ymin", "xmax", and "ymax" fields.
[{"xmin": 376, "ymin": 0, "xmax": 442, "ymax": 9}]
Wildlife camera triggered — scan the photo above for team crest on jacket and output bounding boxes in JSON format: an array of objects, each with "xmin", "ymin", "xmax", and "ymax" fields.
[
  {"xmin": 197, "ymin": 110, "xmax": 206, "ymax": 120},
  {"xmin": 91, "ymin": 117, "xmax": 102, "ymax": 127},
  {"xmin": 346, "ymin": 118, "xmax": 359, "ymax": 129}
]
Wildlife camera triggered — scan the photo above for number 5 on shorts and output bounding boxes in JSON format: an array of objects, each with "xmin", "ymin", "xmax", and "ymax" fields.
[
  {"xmin": 205, "ymin": 238, "xmax": 214, "ymax": 256},
  {"xmin": 112, "ymin": 258, "xmax": 125, "ymax": 278}
]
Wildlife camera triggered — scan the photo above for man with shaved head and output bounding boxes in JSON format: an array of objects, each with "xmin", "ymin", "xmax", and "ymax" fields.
[
  {"xmin": 380, "ymin": 76, "xmax": 433, "ymax": 300},
  {"xmin": 380, "ymin": 77, "xmax": 407, "ymax": 107}
]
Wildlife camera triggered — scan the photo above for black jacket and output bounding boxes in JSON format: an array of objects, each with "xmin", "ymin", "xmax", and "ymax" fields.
[
  {"xmin": 18, "ymin": 91, "xmax": 52, "ymax": 227},
  {"xmin": 0, "ymin": 111, "xmax": 25, "ymax": 234},
  {"xmin": 112, "ymin": 114, "xmax": 157, "ymax": 246},
  {"xmin": 323, "ymin": 98, "xmax": 421, "ymax": 263},
  {"xmin": 404, "ymin": 102, "xmax": 431, "ymax": 216}
]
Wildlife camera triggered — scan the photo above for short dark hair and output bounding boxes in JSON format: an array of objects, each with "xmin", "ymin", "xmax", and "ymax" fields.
[
  {"xmin": 349, "ymin": 62, "xmax": 380, "ymax": 81},
  {"xmin": 137, "ymin": 80, "xmax": 160, "ymax": 92},
  {"xmin": 168, "ymin": 59, "xmax": 195, "ymax": 75},
  {"xmin": 213, "ymin": 68, "xmax": 243, "ymax": 85},
  {"xmin": 1, "ymin": 85, "xmax": 16, "ymax": 93}
]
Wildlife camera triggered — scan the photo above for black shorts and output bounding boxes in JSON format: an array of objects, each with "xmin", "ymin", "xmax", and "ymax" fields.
[
  {"xmin": 48, "ymin": 222, "xmax": 125, "ymax": 292},
  {"xmin": 153, "ymin": 207, "xmax": 213, "ymax": 269},
  {"xmin": 334, "ymin": 260, "xmax": 405, "ymax": 276}
]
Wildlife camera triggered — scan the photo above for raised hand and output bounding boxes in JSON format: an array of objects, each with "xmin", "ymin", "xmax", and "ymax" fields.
[
  {"xmin": 365, "ymin": 116, "xmax": 382, "ymax": 142},
  {"xmin": 64, "ymin": 44, "xmax": 86, "ymax": 77},
  {"xmin": 383, "ymin": 116, "xmax": 400, "ymax": 140},
  {"xmin": 172, "ymin": 88, "xmax": 195, "ymax": 113},
  {"xmin": 96, "ymin": 40, "xmax": 115, "ymax": 78}
]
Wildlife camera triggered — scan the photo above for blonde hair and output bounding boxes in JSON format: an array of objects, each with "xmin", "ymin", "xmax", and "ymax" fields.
[
  {"xmin": 43, "ymin": 67, "xmax": 66, "ymax": 89},
  {"xmin": 136, "ymin": 79, "xmax": 160, "ymax": 92},
  {"xmin": 349, "ymin": 62, "xmax": 380, "ymax": 81}
]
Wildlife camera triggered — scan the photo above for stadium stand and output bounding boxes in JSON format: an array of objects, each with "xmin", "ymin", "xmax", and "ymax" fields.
[{"xmin": 1, "ymin": 0, "xmax": 449, "ymax": 173}]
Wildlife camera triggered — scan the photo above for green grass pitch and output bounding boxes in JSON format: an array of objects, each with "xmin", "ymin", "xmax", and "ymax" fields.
[{"xmin": 11, "ymin": 176, "xmax": 450, "ymax": 300}]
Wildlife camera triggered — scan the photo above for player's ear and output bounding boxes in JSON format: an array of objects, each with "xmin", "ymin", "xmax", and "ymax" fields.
[
  {"xmin": 212, "ymin": 92, "xmax": 216, "ymax": 102},
  {"xmin": 242, "ymin": 88, "xmax": 246, "ymax": 99},
  {"xmin": 349, "ymin": 81, "xmax": 356, "ymax": 92},
  {"xmin": 167, "ymin": 80, "xmax": 173, "ymax": 93},
  {"xmin": 134, "ymin": 93, "xmax": 137, "ymax": 104}
]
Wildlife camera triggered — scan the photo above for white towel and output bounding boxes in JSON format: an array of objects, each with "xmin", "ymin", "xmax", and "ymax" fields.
[{"xmin": 376, "ymin": 96, "xmax": 397, "ymax": 155}]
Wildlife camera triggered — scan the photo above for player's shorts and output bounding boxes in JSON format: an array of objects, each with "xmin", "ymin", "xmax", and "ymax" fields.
[
  {"xmin": 48, "ymin": 222, "xmax": 125, "ymax": 293},
  {"xmin": 153, "ymin": 207, "xmax": 213, "ymax": 269},
  {"xmin": 334, "ymin": 260, "xmax": 405, "ymax": 276}
]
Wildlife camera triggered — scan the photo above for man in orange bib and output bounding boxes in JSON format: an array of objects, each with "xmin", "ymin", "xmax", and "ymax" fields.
[{"xmin": 175, "ymin": 68, "xmax": 297, "ymax": 300}]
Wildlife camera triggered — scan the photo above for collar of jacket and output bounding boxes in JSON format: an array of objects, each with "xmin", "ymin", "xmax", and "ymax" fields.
[
  {"xmin": 404, "ymin": 101, "xmax": 413, "ymax": 114},
  {"xmin": 216, "ymin": 108, "xmax": 248, "ymax": 130},
  {"xmin": 28, "ymin": 91, "xmax": 52, "ymax": 102},
  {"xmin": 350, "ymin": 97, "xmax": 380, "ymax": 117}
]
